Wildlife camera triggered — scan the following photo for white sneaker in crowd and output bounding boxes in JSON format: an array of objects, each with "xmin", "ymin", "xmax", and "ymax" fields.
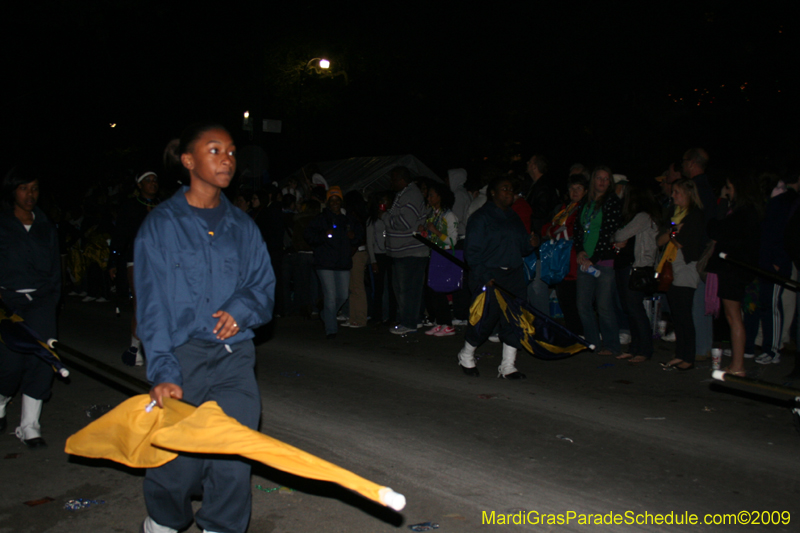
[{"xmin": 755, "ymin": 352, "xmax": 781, "ymax": 365}]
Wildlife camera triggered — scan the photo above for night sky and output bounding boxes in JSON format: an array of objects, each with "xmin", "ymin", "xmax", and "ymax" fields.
[{"xmin": 4, "ymin": 1, "xmax": 799, "ymax": 193}]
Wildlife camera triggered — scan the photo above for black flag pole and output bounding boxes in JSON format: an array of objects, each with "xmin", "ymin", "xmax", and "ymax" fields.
[
  {"xmin": 719, "ymin": 252, "xmax": 800, "ymax": 291},
  {"xmin": 412, "ymin": 233, "xmax": 468, "ymax": 269},
  {"xmin": 53, "ymin": 340, "xmax": 151, "ymax": 393},
  {"xmin": 712, "ymin": 369, "xmax": 800, "ymax": 399}
]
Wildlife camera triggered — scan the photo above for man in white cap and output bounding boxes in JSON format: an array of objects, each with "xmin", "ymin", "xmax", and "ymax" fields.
[{"xmin": 110, "ymin": 171, "xmax": 159, "ymax": 366}]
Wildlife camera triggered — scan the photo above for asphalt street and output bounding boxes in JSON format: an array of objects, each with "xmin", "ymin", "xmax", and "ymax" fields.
[{"xmin": 1, "ymin": 296, "xmax": 799, "ymax": 533}]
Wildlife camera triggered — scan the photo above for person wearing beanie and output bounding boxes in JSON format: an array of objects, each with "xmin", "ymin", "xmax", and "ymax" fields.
[{"xmin": 304, "ymin": 185, "xmax": 363, "ymax": 338}]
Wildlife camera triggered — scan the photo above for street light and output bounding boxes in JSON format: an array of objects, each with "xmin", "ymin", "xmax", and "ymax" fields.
[{"xmin": 305, "ymin": 57, "xmax": 331, "ymax": 73}]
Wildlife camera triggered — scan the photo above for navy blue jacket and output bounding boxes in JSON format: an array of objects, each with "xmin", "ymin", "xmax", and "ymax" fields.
[
  {"xmin": 0, "ymin": 207, "xmax": 60, "ymax": 302},
  {"xmin": 465, "ymin": 201, "xmax": 534, "ymax": 287},
  {"xmin": 134, "ymin": 187, "xmax": 275, "ymax": 386}
]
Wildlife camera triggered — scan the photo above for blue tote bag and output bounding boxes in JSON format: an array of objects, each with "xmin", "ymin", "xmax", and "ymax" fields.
[{"xmin": 539, "ymin": 237, "xmax": 572, "ymax": 285}]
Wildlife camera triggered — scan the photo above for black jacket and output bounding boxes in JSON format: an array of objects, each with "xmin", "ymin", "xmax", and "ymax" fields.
[{"xmin": 304, "ymin": 209, "xmax": 363, "ymax": 270}]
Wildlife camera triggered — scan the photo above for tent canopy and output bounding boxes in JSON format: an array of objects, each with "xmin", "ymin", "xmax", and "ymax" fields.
[{"xmin": 290, "ymin": 155, "xmax": 442, "ymax": 197}]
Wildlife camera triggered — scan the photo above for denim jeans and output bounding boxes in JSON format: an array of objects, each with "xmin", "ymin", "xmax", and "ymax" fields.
[
  {"xmin": 316, "ymin": 269, "xmax": 350, "ymax": 335},
  {"xmin": 692, "ymin": 278, "xmax": 713, "ymax": 356},
  {"xmin": 392, "ymin": 256, "xmax": 428, "ymax": 329},
  {"xmin": 576, "ymin": 265, "xmax": 621, "ymax": 354}
]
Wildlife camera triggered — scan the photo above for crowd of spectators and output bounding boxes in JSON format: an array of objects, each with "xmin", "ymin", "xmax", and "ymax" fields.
[
  {"xmin": 8, "ymin": 146, "xmax": 800, "ymax": 381},
  {"xmin": 232, "ymin": 149, "xmax": 800, "ymax": 380}
]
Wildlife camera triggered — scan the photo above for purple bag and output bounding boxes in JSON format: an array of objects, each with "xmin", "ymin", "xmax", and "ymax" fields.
[{"xmin": 427, "ymin": 250, "xmax": 464, "ymax": 293}]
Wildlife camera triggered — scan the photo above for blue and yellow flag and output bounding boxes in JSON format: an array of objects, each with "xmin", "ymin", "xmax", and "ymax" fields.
[
  {"xmin": 469, "ymin": 286, "xmax": 590, "ymax": 360},
  {"xmin": 0, "ymin": 300, "xmax": 69, "ymax": 377}
]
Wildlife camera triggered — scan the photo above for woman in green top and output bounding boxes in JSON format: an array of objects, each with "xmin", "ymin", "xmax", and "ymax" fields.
[
  {"xmin": 573, "ymin": 166, "xmax": 624, "ymax": 355},
  {"xmin": 419, "ymin": 182, "xmax": 459, "ymax": 336}
]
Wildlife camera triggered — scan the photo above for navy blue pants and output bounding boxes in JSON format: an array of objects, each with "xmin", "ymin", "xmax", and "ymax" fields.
[
  {"xmin": 144, "ymin": 339, "xmax": 261, "ymax": 533},
  {"xmin": 0, "ymin": 291, "xmax": 58, "ymax": 400}
]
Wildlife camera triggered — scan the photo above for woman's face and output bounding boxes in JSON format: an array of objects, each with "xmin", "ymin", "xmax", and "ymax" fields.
[
  {"xmin": 427, "ymin": 188, "xmax": 441, "ymax": 209},
  {"xmin": 14, "ymin": 179, "xmax": 39, "ymax": 213},
  {"xmin": 568, "ymin": 183, "xmax": 587, "ymax": 203},
  {"xmin": 492, "ymin": 180, "xmax": 514, "ymax": 209},
  {"xmin": 593, "ymin": 171, "xmax": 611, "ymax": 196},
  {"xmin": 251, "ymin": 194, "xmax": 261, "ymax": 209},
  {"xmin": 672, "ymin": 186, "xmax": 689, "ymax": 207},
  {"xmin": 726, "ymin": 179, "xmax": 735, "ymax": 200},
  {"xmin": 181, "ymin": 128, "xmax": 236, "ymax": 190}
]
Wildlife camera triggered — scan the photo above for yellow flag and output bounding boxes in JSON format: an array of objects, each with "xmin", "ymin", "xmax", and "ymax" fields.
[{"xmin": 65, "ymin": 395, "xmax": 405, "ymax": 510}]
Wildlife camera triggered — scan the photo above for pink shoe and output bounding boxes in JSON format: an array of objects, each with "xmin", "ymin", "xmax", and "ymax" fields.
[
  {"xmin": 425, "ymin": 325, "xmax": 442, "ymax": 336},
  {"xmin": 434, "ymin": 325, "xmax": 456, "ymax": 337}
]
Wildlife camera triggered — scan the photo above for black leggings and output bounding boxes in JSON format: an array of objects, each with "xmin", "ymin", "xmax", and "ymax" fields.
[{"xmin": 667, "ymin": 285, "xmax": 696, "ymax": 364}]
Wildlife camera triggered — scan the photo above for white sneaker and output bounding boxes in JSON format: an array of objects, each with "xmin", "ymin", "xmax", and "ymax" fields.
[
  {"xmin": 755, "ymin": 353, "xmax": 780, "ymax": 365},
  {"xmin": 82, "ymin": 296, "xmax": 97, "ymax": 302},
  {"xmin": 661, "ymin": 332, "xmax": 676, "ymax": 342},
  {"xmin": 142, "ymin": 517, "xmax": 178, "ymax": 533},
  {"xmin": 95, "ymin": 297, "xmax": 109, "ymax": 303},
  {"xmin": 488, "ymin": 334, "xmax": 500, "ymax": 343},
  {"xmin": 337, "ymin": 315, "xmax": 348, "ymax": 322},
  {"xmin": 619, "ymin": 332, "xmax": 631, "ymax": 345},
  {"xmin": 723, "ymin": 349, "xmax": 755, "ymax": 359}
]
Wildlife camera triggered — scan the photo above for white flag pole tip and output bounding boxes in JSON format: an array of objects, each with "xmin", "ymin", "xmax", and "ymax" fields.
[{"xmin": 379, "ymin": 487, "xmax": 406, "ymax": 511}]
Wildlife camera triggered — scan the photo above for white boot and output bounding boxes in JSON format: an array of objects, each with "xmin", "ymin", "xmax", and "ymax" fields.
[
  {"xmin": 457, "ymin": 341, "xmax": 479, "ymax": 376},
  {"xmin": 0, "ymin": 394, "xmax": 10, "ymax": 417},
  {"xmin": 498, "ymin": 343, "xmax": 526, "ymax": 380},
  {"xmin": 15, "ymin": 394, "xmax": 46, "ymax": 447},
  {"xmin": 142, "ymin": 516, "xmax": 178, "ymax": 533},
  {"xmin": 0, "ymin": 394, "xmax": 10, "ymax": 432}
]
